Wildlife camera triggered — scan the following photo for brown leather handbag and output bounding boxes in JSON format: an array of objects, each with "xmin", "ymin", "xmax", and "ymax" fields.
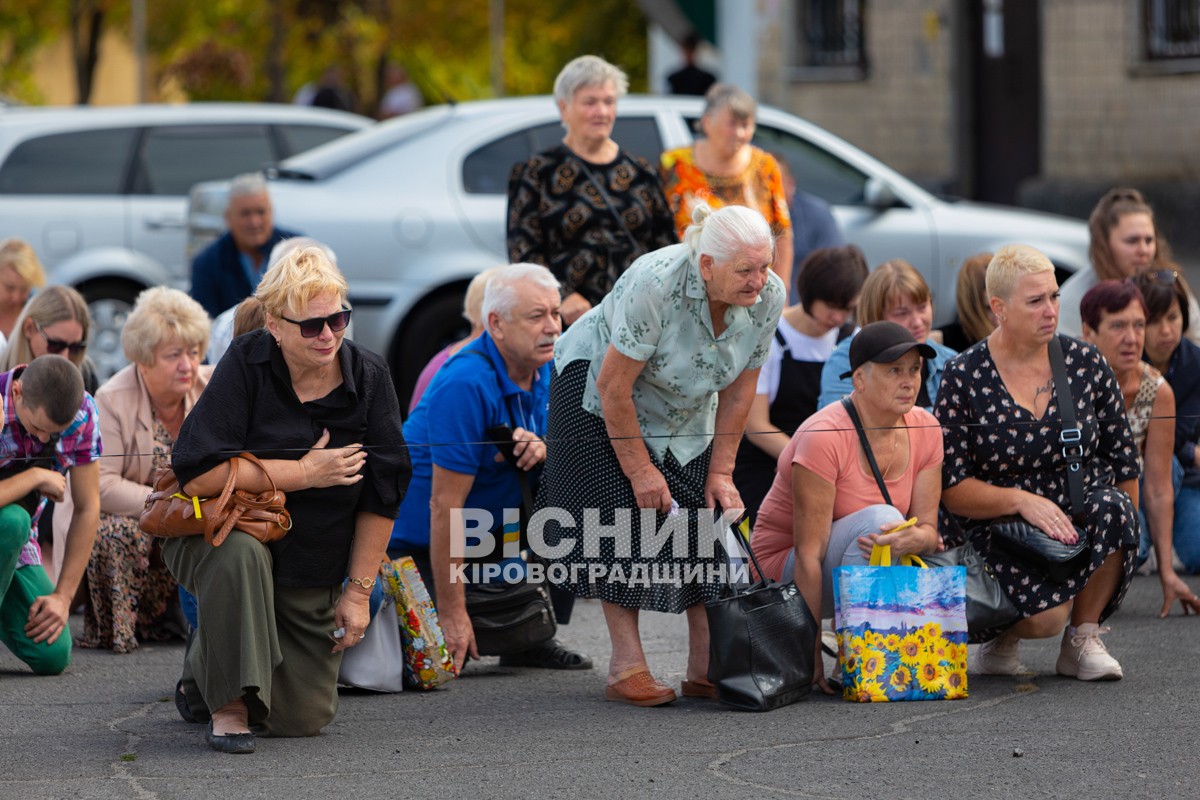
[{"xmin": 139, "ymin": 452, "xmax": 291, "ymax": 547}]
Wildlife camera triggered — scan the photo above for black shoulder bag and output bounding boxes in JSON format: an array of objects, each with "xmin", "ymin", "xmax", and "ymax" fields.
[
  {"xmin": 456, "ymin": 350, "xmax": 557, "ymax": 657},
  {"xmin": 705, "ymin": 515, "xmax": 818, "ymax": 711},
  {"xmin": 843, "ymin": 397, "xmax": 1019, "ymax": 633},
  {"xmin": 986, "ymin": 336, "xmax": 1091, "ymax": 583}
]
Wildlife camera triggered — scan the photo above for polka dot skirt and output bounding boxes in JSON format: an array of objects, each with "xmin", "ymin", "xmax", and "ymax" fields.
[{"xmin": 536, "ymin": 360, "xmax": 727, "ymax": 613}]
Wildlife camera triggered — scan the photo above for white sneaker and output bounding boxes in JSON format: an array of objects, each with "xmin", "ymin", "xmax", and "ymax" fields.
[
  {"xmin": 1135, "ymin": 549, "xmax": 1157, "ymax": 576},
  {"xmin": 1056, "ymin": 624, "xmax": 1123, "ymax": 681},
  {"xmin": 971, "ymin": 631, "xmax": 1025, "ymax": 675}
]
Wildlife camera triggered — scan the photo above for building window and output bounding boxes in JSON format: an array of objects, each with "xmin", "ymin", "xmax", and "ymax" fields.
[
  {"xmin": 1141, "ymin": 0, "xmax": 1200, "ymax": 71},
  {"xmin": 791, "ymin": 0, "xmax": 868, "ymax": 81}
]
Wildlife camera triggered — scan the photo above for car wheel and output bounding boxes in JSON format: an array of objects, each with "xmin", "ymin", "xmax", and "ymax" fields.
[
  {"xmin": 79, "ymin": 280, "xmax": 142, "ymax": 383},
  {"xmin": 392, "ymin": 290, "xmax": 471, "ymax": 412}
]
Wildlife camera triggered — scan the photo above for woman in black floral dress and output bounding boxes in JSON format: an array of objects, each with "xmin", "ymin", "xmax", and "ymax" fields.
[
  {"xmin": 934, "ymin": 245, "xmax": 1140, "ymax": 681},
  {"xmin": 506, "ymin": 55, "xmax": 676, "ymax": 326}
]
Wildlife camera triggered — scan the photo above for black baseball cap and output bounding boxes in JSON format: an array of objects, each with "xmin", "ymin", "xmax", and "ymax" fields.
[{"xmin": 839, "ymin": 321, "xmax": 937, "ymax": 379}]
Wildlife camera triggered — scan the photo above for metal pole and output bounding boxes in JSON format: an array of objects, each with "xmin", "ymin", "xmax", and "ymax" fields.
[
  {"xmin": 132, "ymin": 0, "xmax": 146, "ymax": 102},
  {"xmin": 490, "ymin": 0, "xmax": 504, "ymax": 97}
]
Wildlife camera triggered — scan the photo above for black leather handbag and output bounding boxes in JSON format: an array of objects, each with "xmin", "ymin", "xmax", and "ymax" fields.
[
  {"xmin": 985, "ymin": 337, "xmax": 1091, "ymax": 584},
  {"xmin": 464, "ymin": 579, "xmax": 556, "ymax": 656},
  {"xmin": 924, "ymin": 539, "xmax": 1018, "ymax": 631},
  {"xmin": 706, "ymin": 519, "xmax": 818, "ymax": 712}
]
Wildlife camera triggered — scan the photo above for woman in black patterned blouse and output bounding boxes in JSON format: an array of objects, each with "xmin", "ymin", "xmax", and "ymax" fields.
[
  {"xmin": 933, "ymin": 245, "xmax": 1140, "ymax": 682},
  {"xmin": 506, "ymin": 55, "xmax": 676, "ymax": 325}
]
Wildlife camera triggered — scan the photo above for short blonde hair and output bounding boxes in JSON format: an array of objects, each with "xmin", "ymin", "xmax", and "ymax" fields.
[
  {"xmin": 0, "ymin": 238, "xmax": 47, "ymax": 290},
  {"xmin": 255, "ymin": 246, "xmax": 348, "ymax": 318},
  {"xmin": 121, "ymin": 287, "xmax": 211, "ymax": 366},
  {"xmin": 986, "ymin": 244, "xmax": 1055, "ymax": 302},
  {"xmin": 0, "ymin": 285, "xmax": 90, "ymax": 371},
  {"xmin": 856, "ymin": 260, "xmax": 932, "ymax": 325}
]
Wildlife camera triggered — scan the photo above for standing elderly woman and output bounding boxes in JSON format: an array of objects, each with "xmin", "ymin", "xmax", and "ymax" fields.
[
  {"xmin": 507, "ymin": 55, "xmax": 677, "ymax": 326},
  {"xmin": 660, "ymin": 84, "xmax": 793, "ymax": 287},
  {"xmin": 0, "ymin": 239, "xmax": 47, "ymax": 342},
  {"xmin": 538, "ymin": 205, "xmax": 786, "ymax": 706},
  {"xmin": 1080, "ymin": 280, "xmax": 1199, "ymax": 617},
  {"xmin": 751, "ymin": 322, "xmax": 944, "ymax": 692},
  {"xmin": 164, "ymin": 246, "xmax": 410, "ymax": 753},
  {"xmin": 819, "ymin": 259, "xmax": 957, "ymax": 410},
  {"xmin": 934, "ymin": 245, "xmax": 1141, "ymax": 681},
  {"xmin": 73, "ymin": 288, "xmax": 213, "ymax": 653}
]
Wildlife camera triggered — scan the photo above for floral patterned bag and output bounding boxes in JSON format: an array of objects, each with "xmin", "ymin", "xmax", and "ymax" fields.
[
  {"xmin": 380, "ymin": 557, "xmax": 458, "ymax": 690},
  {"xmin": 832, "ymin": 545, "xmax": 969, "ymax": 702}
]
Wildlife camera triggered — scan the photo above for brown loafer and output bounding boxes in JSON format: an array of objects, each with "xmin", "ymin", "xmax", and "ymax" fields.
[
  {"xmin": 680, "ymin": 678, "xmax": 718, "ymax": 699},
  {"xmin": 604, "ymin": 667, "xmax": 677, "ymax": 707}
]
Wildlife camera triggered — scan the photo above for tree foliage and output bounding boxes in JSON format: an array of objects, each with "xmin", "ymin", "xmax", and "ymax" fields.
[{"xmin": 0, "ymin": 0, "xmax": 650, "ymax": 109}]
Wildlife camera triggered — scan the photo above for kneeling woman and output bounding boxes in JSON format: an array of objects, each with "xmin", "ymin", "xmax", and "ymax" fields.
[
  {"xmin": 934, "ymin": 245, "xmax": 1139, "ymax": 681},
  {"xmin": 165, "ymin": 247, "xmax": 411, "ymax": 753},
  {"xmin": 750, "ymin": 321, "xmax": 944, "ymax": 693}
]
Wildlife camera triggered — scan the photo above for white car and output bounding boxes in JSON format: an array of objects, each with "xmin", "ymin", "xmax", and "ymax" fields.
[
  {"xmin": 186, "ymin": 95, "xmax": 1090, "ymax": 405},
  {"xmin": 0, "ymin": 103, "xmax": 371, "ymax": 376}
]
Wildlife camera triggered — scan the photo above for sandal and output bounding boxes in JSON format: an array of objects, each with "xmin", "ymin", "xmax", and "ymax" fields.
[
  {"xmin": 680, "ymin": 678, "xmax": 717, "ymax": 700},
  {"xmin": 604, "ymin": 666, "xmax": 676, "ymax": 707}
]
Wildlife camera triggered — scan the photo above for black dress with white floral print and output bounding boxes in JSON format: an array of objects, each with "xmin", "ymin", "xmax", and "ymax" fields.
[{"xmin": 933, "ymin": 335, "xmax": 1140, "ymax": 643}]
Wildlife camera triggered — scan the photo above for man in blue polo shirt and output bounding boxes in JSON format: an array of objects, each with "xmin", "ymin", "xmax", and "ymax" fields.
[{"xmin": 391, "ymin": 263, "xmax": 590, "ymax": 672}]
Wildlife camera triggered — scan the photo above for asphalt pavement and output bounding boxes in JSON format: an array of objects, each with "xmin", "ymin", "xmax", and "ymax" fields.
[{"xmin": 1, "ymin": 571, "xmax": 1198, "ymax": 800}]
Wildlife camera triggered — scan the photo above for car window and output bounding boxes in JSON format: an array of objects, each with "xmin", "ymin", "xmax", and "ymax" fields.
[
  {"xmin": 132, "ymin": 125, "xmax": 275, "ymax": 196},
  {"xmin": 276, "ymin": 124, "xmax": 357, "ymax": 158},
  {"xmin": 462, "ymin": 117, "xmax": 664, "ymax": 195},
  {"xmin": 0, "ymin": 127, "xmax": 137, "ymax": 195},
  {"xmin": 752, "ymin": 123, "xmax": 869, "ymax": 206}
]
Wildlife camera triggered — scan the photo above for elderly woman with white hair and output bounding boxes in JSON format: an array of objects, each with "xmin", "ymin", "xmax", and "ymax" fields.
[
  {"xmin": 507, "ymin": 54, "xmax": 677, "ymax": 326},
  {"xmin": 538, "ymin": 204, "xmax": 786, "ymax": 706},
  {"xmin": 934, "ymin": 244, "xmax": 1140, "ymax": 681},
  {"xmin": 75, "ymin": 287, "xmax": 213, "ymax": 653},
  {"xmin": 164, "ymin": 246, "xmax": 410, "ymax": 753}
]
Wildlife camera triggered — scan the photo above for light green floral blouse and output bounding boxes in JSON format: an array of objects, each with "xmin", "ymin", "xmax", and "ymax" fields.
[{"xmin": 554, "ymin": 243, "xmax": 786, "ymax": 466}]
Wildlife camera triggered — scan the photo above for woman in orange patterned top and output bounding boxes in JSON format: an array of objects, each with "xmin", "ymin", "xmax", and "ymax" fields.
[{"xmin": 660, "ymin": 84, "xmax": 793, "ymax": 287}]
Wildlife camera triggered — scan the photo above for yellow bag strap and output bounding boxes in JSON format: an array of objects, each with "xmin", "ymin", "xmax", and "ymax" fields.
[{"xmin": 868, "ymin": 544, "xmax": 926, "ymax": 568}]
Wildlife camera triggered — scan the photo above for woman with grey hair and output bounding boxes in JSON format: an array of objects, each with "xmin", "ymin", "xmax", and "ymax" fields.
[
  {"xmin": 537, "ymin": 204, "xmax": 786, "ymax": 706},
  {"xmin": 76, "ymin": 287, "xmax": 213, "ymax": 653},
  {"xmin": 507, "ymin": 54, "xmax": 676, "ymax": 326},
  {"xmin": 661, "ymin": 83, "xmax": 794, "ymax": 287}
]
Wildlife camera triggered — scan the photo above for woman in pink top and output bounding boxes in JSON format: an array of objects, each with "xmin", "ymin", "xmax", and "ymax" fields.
[{"xmin": 751, "ymin": 321, "xmax": 944, "ymax": 693}]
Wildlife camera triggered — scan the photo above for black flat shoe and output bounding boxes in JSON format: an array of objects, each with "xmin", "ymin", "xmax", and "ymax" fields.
[
  {"xmin": 206, "ymin": 721, "xmax": 256, "ymax": 754},
  {"xmin": 175, "ymin": 682, "xmax": 204, "ymax": 724},
  {"xmin": 499, "ymin": 638, "xmax": 593, "ymax": 670}
]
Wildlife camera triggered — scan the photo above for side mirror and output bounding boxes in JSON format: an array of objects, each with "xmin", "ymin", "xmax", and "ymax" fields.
[{"xmin": 864, "ymin": 177, "xmax": 900, "ymax": 210}]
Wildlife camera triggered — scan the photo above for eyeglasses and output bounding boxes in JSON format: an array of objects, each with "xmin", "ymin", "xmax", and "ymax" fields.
[
  {"xmin": 34, "ymin": 322, "xmax": 87, "ymax": 355},
  {"xmin": 1147, "ymin": 269, "xmax": 1179, "ymax": 284},
  {"xmin": 280, "ymin": 308, "xmax": 351, "ymax": 338}
]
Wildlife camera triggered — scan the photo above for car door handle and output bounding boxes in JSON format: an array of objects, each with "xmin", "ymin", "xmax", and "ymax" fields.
[{"xmin": 145, "ymin": 215, "xmax": 186, "ymax": 230}]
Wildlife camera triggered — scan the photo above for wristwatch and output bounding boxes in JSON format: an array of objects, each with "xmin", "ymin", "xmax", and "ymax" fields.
[{"xmin": 348, "ymin": 576, "xmax": 376, "ymax": 590}]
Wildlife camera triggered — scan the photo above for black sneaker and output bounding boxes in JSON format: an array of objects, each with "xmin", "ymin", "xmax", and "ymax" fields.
[{"xmin": 499, "ymin": 638, "xmax": 593, "ymax": 670}]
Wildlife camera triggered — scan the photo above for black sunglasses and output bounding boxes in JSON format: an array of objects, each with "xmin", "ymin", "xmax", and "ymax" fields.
[
  {"xmin": 1147, "ymin": 269, "xmax": 1179, "ymax": 284},
  {"xmin": 35, "ymin": 322, "xmax": 87, "ymax": 355},
  {"xmin": 280, "ymin": 308, "xmax": 351, "ymax": 338}
]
